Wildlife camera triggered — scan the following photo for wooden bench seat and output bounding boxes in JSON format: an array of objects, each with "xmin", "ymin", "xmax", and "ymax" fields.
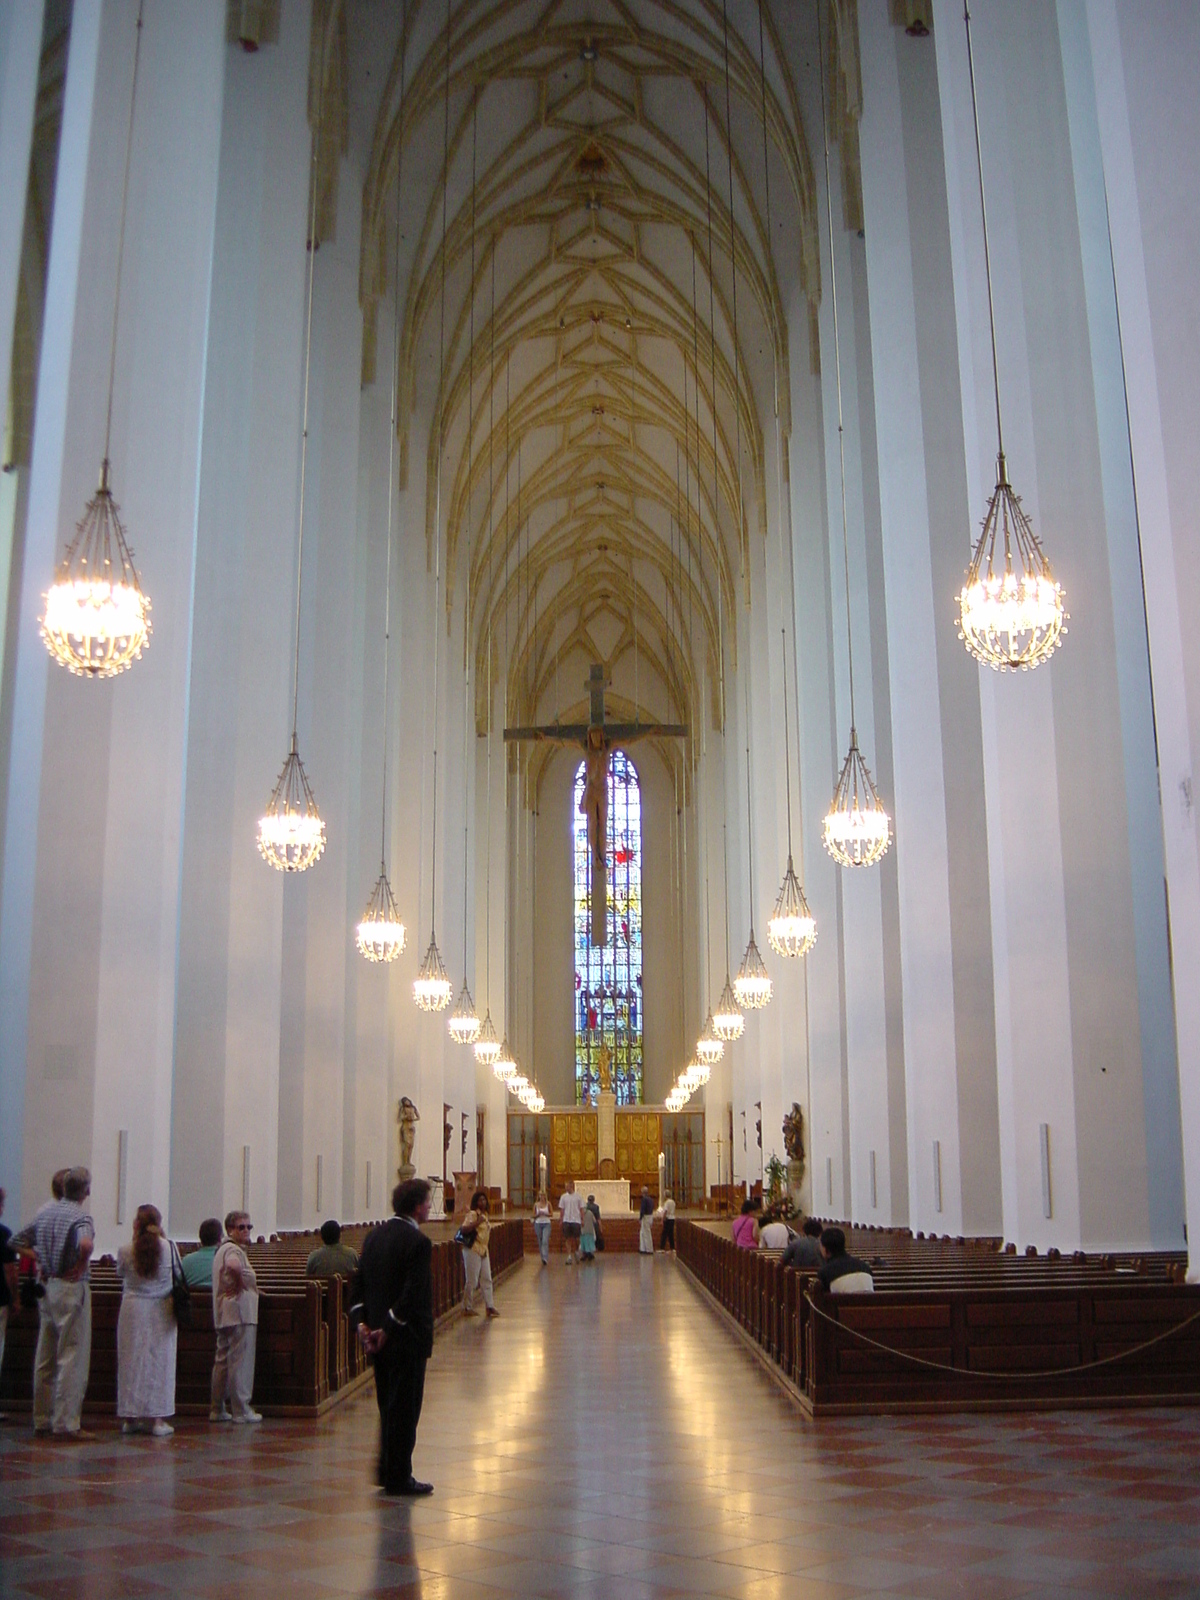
[{"xmin": 676, "ymin": 1220, "xmax": 1200, "ymax": 1415}]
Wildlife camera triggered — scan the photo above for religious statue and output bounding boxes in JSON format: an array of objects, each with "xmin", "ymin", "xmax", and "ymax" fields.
[
  {"xmin": 397, "ymin": 1096, "xmax": 419, "ymax": 1180},
  {"xmin": 579, "ymin": 725, "xmax": 610, "ymax": 872},
  {"xmin": 597, "ymin": 1042, "xmax": 613, "ymax": 1094},
  {"xmin": 783, "ymin": 1102, "xmax": 806, "ymax": 1200}
]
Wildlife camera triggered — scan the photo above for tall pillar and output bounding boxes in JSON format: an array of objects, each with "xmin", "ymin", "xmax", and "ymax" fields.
[
  {"xmin": 1087, "ymin": 0, "xmax": 1200, "ymax": 1267},
  {"xmin": 170, "ymin": 1, "xmax": 311, "ymax": 1240},
  {"xmin": 3, "ymin": 0, "xmax": 225, "ymax": 1246}
]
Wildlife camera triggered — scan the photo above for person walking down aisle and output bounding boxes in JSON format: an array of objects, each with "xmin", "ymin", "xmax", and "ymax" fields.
[
  {"xmin": 210, "ymin": 1212, "xmax": 261, "ymax": 1423},
  {"xmin": 532, "ymin": 1189, "xmax": 553, "ymax": 1265},
  {"xmin": 559, "ymin": 1180, "xmax": 583, "ymax": 1265},
  {"xmin": 116, "ymin": 1205, "xmax": 178, "ymax": 1438},
  {"xmin": 460, "ymin": 1191, "xmax": 499, "ymax": 1318},
  {"xmin": 30, "ymin": 1167, "xmax": 95, "ymax": 1438},
  {"xmin": 579, "ymin": 1200, "xmax": 597, "ymax": 1263},
  {"xmin": 638, "ymin": 1188, "xmax": 654, "ymax": 1255},
  {"xmin": 352, "ymin": 1179, "xmax": 435, "ymax": 1497}
]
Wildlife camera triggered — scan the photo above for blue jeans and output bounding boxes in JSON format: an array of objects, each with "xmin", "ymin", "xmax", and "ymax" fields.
[{"xmin": 532, "ymin": 1218, "xmax": 551, "ymax": 1262}]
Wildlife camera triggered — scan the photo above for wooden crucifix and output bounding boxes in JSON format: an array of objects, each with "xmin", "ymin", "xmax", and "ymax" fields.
[{"xmin": 505, "ymin": 664, "xmax": 687, "ymax": 944}]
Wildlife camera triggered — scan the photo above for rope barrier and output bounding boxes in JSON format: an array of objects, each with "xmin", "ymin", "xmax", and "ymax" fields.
[{"xmin": 803, "ymin": 1292, "xmax": 1200, "ymax": 1382}]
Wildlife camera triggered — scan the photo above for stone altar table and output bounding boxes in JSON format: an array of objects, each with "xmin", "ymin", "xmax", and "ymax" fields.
[{"xmin": 579, "ymin": 1177, "xmax": 632, "ymax": 1215}]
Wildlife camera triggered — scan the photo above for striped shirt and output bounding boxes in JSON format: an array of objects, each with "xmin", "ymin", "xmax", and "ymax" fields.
[{"xmin": 32, "ymin": 1199, "xmax": 94, "ymax": 1280}]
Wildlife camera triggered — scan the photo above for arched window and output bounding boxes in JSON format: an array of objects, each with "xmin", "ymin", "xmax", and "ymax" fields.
[{"xmin": 574, "ymin": 748, "xmax": 642, "ymax": 1105}]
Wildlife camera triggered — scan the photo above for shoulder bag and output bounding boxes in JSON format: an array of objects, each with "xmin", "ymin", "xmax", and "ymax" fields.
[{"xmin": 169, "ymin": 1242, "xmax": 192, "ymax": 1327}]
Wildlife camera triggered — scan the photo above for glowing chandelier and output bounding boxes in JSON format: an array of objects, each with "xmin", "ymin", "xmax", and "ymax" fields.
[
  {"xmin": 474, "ymin": 1010, "xmax": 500, "ymax": 1068},
  {"xmin": 448, "ymin": 981, "xmax": 481, "ymax": 1045},
  {"xmin": 413, "ymin": 6, "xmax": 453, "ymax": 1013},
  {"xmin": 494, "ymin": 1037, "xmax": 516, "ymax": 1084},
  {"xmin": 713, "ymin": 976, "xmax": 744, "ymax": 1043},
  {"xmin": 259, "ymin": 25, "xmax": 328, "ymax": 873},
  {"xmin": 769, "ymin": 643, "xmax": 816, "ymax": 955},
  {"xmin": 816, "ymin": 1, "xmax": 890, "ymax": 874},
  {"xmin": 696, "ymin": 1008, "xmax": 724, "ymax": 1067},
  {"xmin": 357, "ymin": 41, "xmax": 407, "ymax": 956},
  {"xmin": 958, "ymin": 2, "xmax": 1065, "ymax": 672},
  {"xmin": 42, "ymin": 3, "xmax": 150, "ymax": 679},
  {"xmin": 734, "ymin": 929, "xmax": 772, "ymax": 1010},
  {"xmin": 357, "ymin": 865, "xmax": 406, "ymax": 964}
]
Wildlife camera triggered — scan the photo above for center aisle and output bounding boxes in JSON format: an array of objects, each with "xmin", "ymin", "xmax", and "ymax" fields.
[{"xmin": 4, "ymin": 1253, "xmax": 1200, "ymax": 1597}]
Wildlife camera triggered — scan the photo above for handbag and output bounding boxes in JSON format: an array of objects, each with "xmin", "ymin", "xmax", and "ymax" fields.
[
  {"xmin": 169, "ymin": 1242, "xmax": 192, "ymax": 1327},
  {"xmin": 453, "ymin": 1226, "xmax": 477, "ymax": 1248}
]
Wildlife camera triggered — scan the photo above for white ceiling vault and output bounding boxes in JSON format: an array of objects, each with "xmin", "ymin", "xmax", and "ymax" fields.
[{"xmin": 317, "ymin": 0, "xmax": 864, "ymax": 772}]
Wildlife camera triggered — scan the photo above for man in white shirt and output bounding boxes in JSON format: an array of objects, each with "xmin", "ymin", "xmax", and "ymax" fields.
[
  {"xmin": 558, "ymin": 1180, "xmax": 583, "ymax": 1265},
  {"xmin": 210, "ymin": 1211, "xmax": 261, "ymax": 1423},
  {"xmin": 758, "ymin": 1216, "xmax": 792, "ymax": 1250}
]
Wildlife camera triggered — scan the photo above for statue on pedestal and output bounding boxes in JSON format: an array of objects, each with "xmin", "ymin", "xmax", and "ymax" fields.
[
  {"xmin": 783, "ymin": 1101, "xmax": 806, "ymax": 1201},
  {"xmin": 397, "ymin": 1096, "xmax": 419, "ymax": 1180},
  {"xmin": 597, "ymin": 1043, "xmax": 613, "ymax": 1094}
]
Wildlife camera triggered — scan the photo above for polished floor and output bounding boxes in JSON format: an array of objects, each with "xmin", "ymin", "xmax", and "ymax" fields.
[{"xmin": 3, "ymin": 1254, "xmax": 1200, "ymax": 1599}]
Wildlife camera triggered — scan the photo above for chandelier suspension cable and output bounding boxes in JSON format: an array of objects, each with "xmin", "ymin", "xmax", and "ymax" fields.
[
  {"xmin": 357, "ymin": 10, "xmax": 409, "ymax": 958},
  {"xmin": 956, "ymin": 2, "xmax": 1065, "ymax": 671},
  {"xmin": 817, "ymin": 0, "xmax": 891, "ymax": 870},
  {"xmin": 964, "ymin": 1, "xmax": 1005, "ymax": 465},
  {"xmin": 102, "ymin": 0, "xmax": 143, "ymax": 472},
  {"xmin": 757, "ymin": 0, "xmax": 814, "ymax": 960},
  {"xmin": 256, "ymin": 22, "xmax": 328, "ymax": 869},
  {"xmin": 449, "ymin": 87, "xmax": 481, "ymax": 1040},
  {"xmin": 414, "ymin": 0, "xmax": 454, "ymax": 1007}
]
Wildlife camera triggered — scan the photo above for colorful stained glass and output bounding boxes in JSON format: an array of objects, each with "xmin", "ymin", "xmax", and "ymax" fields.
[{"xmin": 574, "ymin": 749, "xmax": 643, "ymax": 1105}]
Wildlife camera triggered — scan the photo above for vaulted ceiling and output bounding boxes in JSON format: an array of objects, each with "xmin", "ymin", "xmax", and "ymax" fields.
[{"xmin": 328, "ymin": 0, "xmax": 863, "ymax": 758}]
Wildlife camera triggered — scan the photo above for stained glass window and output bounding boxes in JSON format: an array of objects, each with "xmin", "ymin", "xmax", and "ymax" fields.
[{"xmin": 574, "ymin": 748, "xmax": 643, "ymax": 1105}]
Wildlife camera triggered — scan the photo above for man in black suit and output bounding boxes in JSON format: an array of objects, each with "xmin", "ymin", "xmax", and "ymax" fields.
[{"xmin": 351, "ymin": 1178, "xmax": 435, "ymax": 1495}]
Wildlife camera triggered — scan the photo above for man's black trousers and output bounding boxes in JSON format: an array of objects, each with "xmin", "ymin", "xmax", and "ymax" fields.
[{"xmin": 373, "ymin": 1337, "xmax": 427, "ymax": 1490}]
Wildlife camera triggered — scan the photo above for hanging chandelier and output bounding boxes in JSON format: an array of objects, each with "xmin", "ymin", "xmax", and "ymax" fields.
[
  {"xmin": 474, "ymin": 1010, "xmax": 500, "ymax": 1067},
  {"xmin": 260, "ymin": 22, "xmax": 328, "ymax": 873},
  {"xmin": 958, "ymin": 2, "xmax": 1065, "ymax": 672},
  {"xmin": 493, "ymin": 1036, "xmax": 516, "ymax": 1083},
  {"xmin": 823, "ymin": 729, "xmax": 890, "ymax": 869},
  {"xmin": 713, "ymin": 976, "xmax": 744, "ymax": 1042},
  {"xmin": 356, "ymin": 862, "xmax": 406, "ymax": 962},
  {"xmin": 769, "ymin": 856, "xmax": 816, "ymax": 958},
  {"xmin": 690, "ymin": 1056, "xmax": 711, "ymax": 1088},
  {"xmin": 816, "ymin": 1, "xmax": 890, "ymax": 873},
  {"xmin": 43, "ymin": 3, "xmax": 151, "ymax": 679},
  {"xmin": 696, "ymin": 1008, "xmax": 724, "ymax": 1067},
  {"xmin": 413, "ymin": 932, "xmax": 452, "ymax": 1012},
  {"xmin": 258, "ymin": 734, "xmax": 326, "ymax": 871},
  {"xmin": 734, "ymin": 929, "xmax": 772, "ymax": 1010},
  {"xmin": 448, "ymin": 980, "xmax": 481, "ymax": 1044},
  {"xmin": 357, "ymin": 11, "xmax": 408, "ymax": 955}
]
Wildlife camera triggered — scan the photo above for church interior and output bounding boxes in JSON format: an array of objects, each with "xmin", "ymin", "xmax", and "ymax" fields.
[{"xmin": 3, "ymin": 0, "xmax": 1200, "ymax": 1593}]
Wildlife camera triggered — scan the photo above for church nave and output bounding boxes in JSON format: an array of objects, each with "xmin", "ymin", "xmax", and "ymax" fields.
[{"xmin": 4, "ymin": 1256, "xmax": 1200, "ymax": 1600}]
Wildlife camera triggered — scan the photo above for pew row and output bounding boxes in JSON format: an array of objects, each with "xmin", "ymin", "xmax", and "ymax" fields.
[
  {"xmin": 0, "ymin": 1219, "xmax": 523, "ymax": 1420},
  {"xmin": 676, "ymin": 1220, "xmax": 1200, "ymax": 1415}
]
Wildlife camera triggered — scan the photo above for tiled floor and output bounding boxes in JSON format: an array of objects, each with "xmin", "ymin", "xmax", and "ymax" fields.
[{"xmin": 3, "ymin": 1254, "xmax": 1200, "ymax": 1598}]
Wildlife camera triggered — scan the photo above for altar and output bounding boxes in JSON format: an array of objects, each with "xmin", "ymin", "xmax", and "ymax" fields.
[{"xmin": 578, "ymin": 1177, "xmax": 632, "ymax": 1216}]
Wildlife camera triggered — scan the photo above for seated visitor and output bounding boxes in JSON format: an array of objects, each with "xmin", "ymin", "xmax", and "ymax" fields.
[
  {"xmin": 781, "ymin": 1217, "xmax": 825, "ymax": 1272},
  {"xmin": 817, "ymin": 1227, "xmax": 874, "ymax": 1294},
  {"xmin": 182, "ymin": 1218, "xmax": 222, "ymax": 1289},
  {"xmin": 732, "ymin": 1198, "xmax": 759, "ymax": 1249},
  {"xmin": 306, "ymin": 1219, "xmax": 360, "ymax": 1280},
  {"xmin": 758, "ymin": 1215, "xmax": 791, "ymax": 1249}
]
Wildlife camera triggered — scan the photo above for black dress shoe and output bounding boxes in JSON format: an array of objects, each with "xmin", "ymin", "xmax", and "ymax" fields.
[{"xmin": 388, "ymin": 1477, "xmax": 433, "ymax": 1496}]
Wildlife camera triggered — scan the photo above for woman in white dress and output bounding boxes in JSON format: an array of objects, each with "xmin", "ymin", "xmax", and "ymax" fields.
[{"xmin": 116, "ymin": 1204, "xmax": 178, "ymax": 1437}]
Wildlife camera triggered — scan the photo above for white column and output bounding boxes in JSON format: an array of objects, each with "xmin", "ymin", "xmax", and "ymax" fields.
[
  {"xmin": 1088, "ymin": 0, "xmax": 1200, "ymax": 1269},
  {"xmin": 0, "ymin": 0, "xmax": 42, "ymax": 416},
  {"xmin": 170, "ymin": 1, "xmax": 311, "ymax": 1239}
]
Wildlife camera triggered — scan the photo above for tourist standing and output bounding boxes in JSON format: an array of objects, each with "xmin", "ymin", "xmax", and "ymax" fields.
[
  {"xmin": 579, "ymin": 1200, "xmax": 597, "ymax": 1263},
  {"xmin": 558, "ymin": 1179, "xmax": 583, "ymax": 1265},
  {"xmin": 585, "ymin": 1194, "xmax": 604, "ymax": 1251},
  {"xmin": 116, "ymin": 1205, "xmax": 178, "ymax": 1437},
  {"xmin": 638, "ymin": 1187, "xmax": 654, "ymax": 1254},
  {"xmin": 532, "ymin": 1189, "xmax": 553, "ymax": 1265},
  {"xmin": 657, "ymin": 1193, "xmax": 676, "ymax": 1253},
  {"xmin": 181, "ymin": 1218, "xmax": 222, "ymax": 1289},
  {"xmin": 460, "ymin": 1191, "xmax": 499, "ymax": 1318},
  {"xmin": 30, "ymin": 1166, "xmax": 95, "ymax": 1438},
  {"xmin": 210, "ymin": 1211, "xmax": 261, "ymax": 1423},
  {"xmin": 353, "ymin": 1178, "xmax": 435, "ymax": 1496}
]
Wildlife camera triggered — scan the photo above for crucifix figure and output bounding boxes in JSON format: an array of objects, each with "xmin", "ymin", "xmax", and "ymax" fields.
[{"xmin": 505, "ymin": 664, "xmax": 687, "ymax": 943}]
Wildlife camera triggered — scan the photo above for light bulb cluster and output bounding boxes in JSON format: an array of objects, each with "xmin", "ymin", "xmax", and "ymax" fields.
[
  {"xmin": 959, "ymin": 461, "xmax": 1066, "ymax": 671},
  {"xmin": 823, "ymin": 729, "xmax": 890, "ymax": 870},
  {"xmin": 258, "ymin": 736, "xmax": 326, "ymax": 872},
  {"xmin": 666, "ymin": 1056, "xmax": 710, "ymax": 1114},
  {"xmin": 413, "ymin": 933, "xmax": 452, "ymax": 1012},
  {"xmin": 768, "ymin": 858, "xmax": 816, "ymax": 959},
  {"xmin": 712, "ymin": 979, "xmax": 744, "ymax": 1043},
  {"xmin": 734, "ymin": 932, "xmax": 773, "ymax": 1010},
  {"xmin": 447, "ymin": 981, "xmax": 480, "ymax": 1044},
  {"xmin": 356, "ymin": 866, "xmax": 406, "ymax": 962},
  {"xmin": 696, "ymin": 1009, "xmax": 724, "ymax": 1067}
]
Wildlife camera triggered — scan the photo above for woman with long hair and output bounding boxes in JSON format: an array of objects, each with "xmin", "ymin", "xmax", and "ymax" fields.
[
  {"xmin": 460, "ymin": 1190, "xmax": 499, "ymax": 1319},
  {"xmin": 116, "ymin": 1204, "xmax": 178, "ymax": 1436}
]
